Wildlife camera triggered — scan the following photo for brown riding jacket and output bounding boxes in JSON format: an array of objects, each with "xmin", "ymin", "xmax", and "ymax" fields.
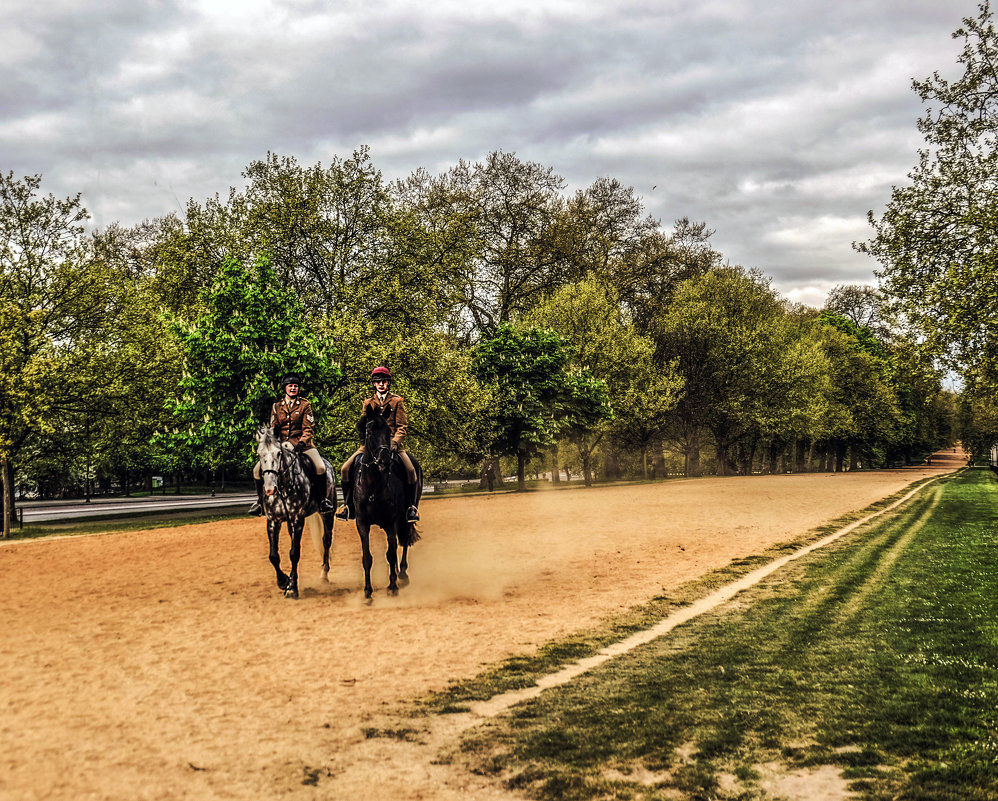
[
  {"xmin": 362, "ymin": 392, "xmax": 408, "ymax": 449},
  {"xmin": 270, "ymin": 396, "xmax": 316, "ymax": 448}
]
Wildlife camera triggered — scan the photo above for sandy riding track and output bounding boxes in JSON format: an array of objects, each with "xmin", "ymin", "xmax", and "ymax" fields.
[{"xmin": 0, "ymin": 453, "xmax": 965, "ymax": 801}]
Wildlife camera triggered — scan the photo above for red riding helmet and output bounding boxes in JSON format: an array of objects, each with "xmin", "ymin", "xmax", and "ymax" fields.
[{"xmin": 370, "ymin": 366, "xmax": 391, "ymax": 382}]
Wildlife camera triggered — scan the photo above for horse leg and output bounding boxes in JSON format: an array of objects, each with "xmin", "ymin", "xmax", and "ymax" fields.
[
  {"xmin": 399, "ymin": 530, "xmax": 411, "ymax": 584},
  {"xmin": 385, "ymin": 523, "xmax": 399, "ymax": 595},
  {"xmin": 322, "ymin": 515, "xmax": 333, "ymax": 583},
  {"xmin": 357, "ymin": 521, "xmax": 374, "ymax": 599},
  {"xmin": 285, "ymin": 516, "xmax": 304, "ymax": 599},
  {"xmin": 268, "ymin": 519, "xmax": 289, "ymax": 592}
]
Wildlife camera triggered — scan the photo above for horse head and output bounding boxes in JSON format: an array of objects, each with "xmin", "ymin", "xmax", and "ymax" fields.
[
  {"xmin": 256, "ymin": 426, "xmax": 287, "ymax": 499},
  {"xmin": 361, "ymin": 406, "xmax": 393, "ymax": 477}
]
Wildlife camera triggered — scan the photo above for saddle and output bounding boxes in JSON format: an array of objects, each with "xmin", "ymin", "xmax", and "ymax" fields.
[{"xmin": 296, "ymin": 451, "xmax": 318, "ymax": 479}]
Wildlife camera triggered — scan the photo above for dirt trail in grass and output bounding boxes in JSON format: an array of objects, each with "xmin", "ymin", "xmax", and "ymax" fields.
[{"xmin": 0, "ymin": 451, "xmax": 965, "ymax": 800}]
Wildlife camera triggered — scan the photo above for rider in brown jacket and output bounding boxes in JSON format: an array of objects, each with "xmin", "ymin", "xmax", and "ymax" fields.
[
  {"xmin": 337, "ymin": 366, "xmax": 420, "ymax": 522},
  {"xmin": 248, "ymin": 374, "xmax": 337, "ymax": 516}
]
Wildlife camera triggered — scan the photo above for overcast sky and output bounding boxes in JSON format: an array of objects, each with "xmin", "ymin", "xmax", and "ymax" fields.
[{"xmin": 2, "ymin": 0, "xmax": 978, "ymax": 307}]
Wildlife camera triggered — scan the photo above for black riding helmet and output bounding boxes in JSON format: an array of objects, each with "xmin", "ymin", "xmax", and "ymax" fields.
[{"xmin": 281, "ymin": 374, "xmax": 303, "ymax": 388}]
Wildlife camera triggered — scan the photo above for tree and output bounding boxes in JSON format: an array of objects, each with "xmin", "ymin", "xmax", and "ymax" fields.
[
  {"xmin": 824, "ymin": 284, "xmax": 886, "ymax": 335},
  {"xmin": 161, "ymin": 254, "xmax": 340, "ymax": 477},
  {"xmin": 0, "ymin": 172, "xmax": 112, "ymax": 534},
  {"xmin": 650, "ymin": 268, "xmax": 826, "ymax": 476},
  {"xmin": 861, "ymin": 2, "xmax": 998, "ymax": 382},
  {"xmin": 471, "ymin": 323, "xmax": 608, "ymax": 490},
  {"xmin": 420, "ymin": 151, "xmax": 569, "ymax": 338},
  {"xmin": 524, "ymin": 275, "xmax": 681, "ymax": 484}
]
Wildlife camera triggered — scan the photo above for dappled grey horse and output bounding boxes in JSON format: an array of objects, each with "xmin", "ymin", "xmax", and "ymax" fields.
[{"xmin": 255, "ymin": 427, "xmax": 336, "ymax": 598}]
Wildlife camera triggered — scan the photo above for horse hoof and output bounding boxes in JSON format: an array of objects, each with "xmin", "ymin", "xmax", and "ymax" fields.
[
  {"xmin": 398, "ymin": 574, "xmax": 409, "ymax": 587},
  {"xmin": 388, "ymin": 586, "xmax": 399, "ymax": 596},
  {"xmin": 284, "ymin": 587, "xmax": 299, "ymax": 599}
]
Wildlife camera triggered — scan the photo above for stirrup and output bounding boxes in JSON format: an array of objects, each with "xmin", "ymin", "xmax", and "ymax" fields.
[
  {"xmin": 335, "ymin": 505, "xmax": 351, "ymax": 520},
  {"xmin": 406, "ymin": 505, "xmax": 419, "ymax": 522},
  {"xmin": 248, "ymin": 502, "xmax": 264, "ymax": 517}
]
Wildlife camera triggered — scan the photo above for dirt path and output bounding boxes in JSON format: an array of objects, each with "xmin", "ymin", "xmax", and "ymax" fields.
[{"xmin": 0, "ymin": 453, "xmax": 966, "ymax": 800}]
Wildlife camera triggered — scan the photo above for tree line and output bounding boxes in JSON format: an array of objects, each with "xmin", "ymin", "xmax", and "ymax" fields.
[{"xmin": 1, "ymin": 137, "xmax": 961, "ymax": 538}]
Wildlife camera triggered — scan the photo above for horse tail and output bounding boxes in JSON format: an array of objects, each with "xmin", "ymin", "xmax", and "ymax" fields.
[
  {"xmin": 405, "ymin": 522, "xmax": 421, "ymax": 547},
  {"xmin": 307, "ymin": 513, "xmax": 325, "ymax": 557}
]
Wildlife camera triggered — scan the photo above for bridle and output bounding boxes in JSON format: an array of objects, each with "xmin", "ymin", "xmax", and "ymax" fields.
[
  {"xmin": 357, "ymin": 423, "xmax": 393, "ymax": 506},
  {"xmin": 260, "ymin": 442, "xmax": 296, "ymax": 506}
]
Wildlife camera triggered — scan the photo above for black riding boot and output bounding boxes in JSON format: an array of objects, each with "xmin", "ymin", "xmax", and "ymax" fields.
[
  {"xmin": 311, "ymin": 471, "xmax": 336, "ymax": 515},
  {"xmin": 247, "ymin": 477, "xmax": 265, "ymax": 517},
  {"xmin": 336, "ymin": 482, "xmax": 353, "ymax": 520},
  {"xmin": 406, "ymin": 482, "xmax": 420, "ymax": 523}
]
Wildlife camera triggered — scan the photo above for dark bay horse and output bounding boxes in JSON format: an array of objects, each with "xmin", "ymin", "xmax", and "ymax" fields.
[
  {"xmin": 255, "ymin": 427, "xmax": 336, "ymax": 598},
  {"xmin": 349, "ymin": 406, "xmax": 422, "ymax": 598}
]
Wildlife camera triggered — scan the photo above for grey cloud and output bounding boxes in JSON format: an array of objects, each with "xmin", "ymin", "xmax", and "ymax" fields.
[{"xmin": 0, "ymin": 0, "xmax": 984, "ymax": 304}]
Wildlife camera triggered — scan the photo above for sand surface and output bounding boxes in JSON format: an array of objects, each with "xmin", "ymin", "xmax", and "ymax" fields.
[{"xmin": 0, "ymin": 452, "xmax": 966, "ymax": 800}]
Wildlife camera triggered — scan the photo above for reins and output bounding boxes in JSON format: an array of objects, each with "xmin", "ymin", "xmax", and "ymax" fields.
[{"xmin": 261, "ymin": 440, "xmax": 299, "ymax": 510}]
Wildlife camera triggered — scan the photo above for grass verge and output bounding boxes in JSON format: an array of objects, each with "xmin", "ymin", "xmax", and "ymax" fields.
[
  {"xmin": 443, "ymin": 469, "xmax": 998, "ymax": 800},
  {"xmin": 5, "ymin": 509, "xmax": 249, "ymax": 541},
  {"xmin": 417, "ymin": 475, "xmax": 943, "ymax": 714}
]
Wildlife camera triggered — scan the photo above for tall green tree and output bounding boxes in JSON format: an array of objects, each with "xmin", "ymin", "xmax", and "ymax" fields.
[
  {"xmin": 861, "ymin": 2, "xmax": 998, "ymax": 382},
  {"xmin": 161, "ymin": 254, "xmax": 340, "ymax": 475},
  {"xmin": 419, "ymin": 151, "xmax": 569, "ymax": 338},
  {"xmin": 472, "ymin": 323, "xmax": 608, "ymax": 490},
  {"xmin": 525, "ymin": 275, "xmax": 681, "ymax": 483},
  {"xmin": 0, "ymin": 172, "xmax": 119, "ymax": 533},
  {"xmin": 651, "ymin": 268, "xmax": 825, "ymax": 475}
]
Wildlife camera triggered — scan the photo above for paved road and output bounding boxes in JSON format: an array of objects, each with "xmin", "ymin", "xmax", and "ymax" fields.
[
  {"xmin": 19, "ymin": 493, "xmax": 258, "ymax": 523},
  {"xmin": 19, "ymin": 484, "xmax": 435, "ymax": 524}
]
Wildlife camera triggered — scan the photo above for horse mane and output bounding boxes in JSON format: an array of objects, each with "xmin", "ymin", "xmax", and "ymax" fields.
[
  {"xmin": 256, "ymin": 425, "xmax": 281, "ymax": 452},
  {"xmin": 358, "ymin": 405, "xmax": 391, "ymax": 444}
]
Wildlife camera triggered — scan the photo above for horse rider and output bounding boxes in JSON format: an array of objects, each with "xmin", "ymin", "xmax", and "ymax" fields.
[
  {"xmin": 336, "ymin": 366, "xmax": 420, "ymax": 523},
  {"xmin": 248, "ymin": 374, "xmax": 337, "ymax": 516}
]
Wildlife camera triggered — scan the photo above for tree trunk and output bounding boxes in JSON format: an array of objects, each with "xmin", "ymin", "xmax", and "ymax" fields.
[
  {"xmin": 685, "ymin": 427, "xmax": 701, "ymax": 477},
  {"xmin": 581, "ymin": 450, "xmax": 593, "ymax": 487},
  {"xmin": 516, "ymin": 450, "xmax": 527, "ymax": 491},
  {"xmin": 550, "ymin": 444, "xmax": 560, "ymax": 483},
  {"xmin": 1, "ymin": 455, "xmax": 13, "ymax": 539},
  {"xmin": 603, "ymin": 449, "xmax": 620, "ymax": 480},
  {"xmin": 651, "ymin": 437, "xmax": 665, "ymax": 480},
  {"xmin": 715, "ymin": 435, "xmax": 733, "ymax": 476}
]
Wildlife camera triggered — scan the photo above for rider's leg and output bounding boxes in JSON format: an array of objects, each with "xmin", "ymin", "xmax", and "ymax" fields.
[
  {"xmin": 248, "ymin": 461, "xmax": 265, "ymax": 516},
  {"xmin": 336, "ymin": 447, "xmax": 363, "ymax": 520},
  {"xmin": 398, "ymin": 450, "xmax": 420, "ymax": 522},
  {"xmin": 304, "ymin": 447, "xmax": 336, "ymax": 514}
]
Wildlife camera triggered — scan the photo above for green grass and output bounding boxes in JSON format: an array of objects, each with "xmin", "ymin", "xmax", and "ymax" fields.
[
  {"xmin": 450, "ymin": 469, "xmax": 998, "ymax": 800},
  {"xmin": 5, "ymin": 509, "xmax": 250, "ymax": 540},
  {"xmin": 417, "ymin": 479, "xmax": 939, "ymax": 714}
]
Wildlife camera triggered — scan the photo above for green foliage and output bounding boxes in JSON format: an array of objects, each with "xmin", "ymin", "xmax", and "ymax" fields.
[
  {"xmin": 161, "ymin": 254, "xmax": 340, "ymax": 470},
  {"xmin": 652, "ymin": 268, "xmax": 828, "ymax": 474},
  {"xmin": 459, "ymin": 471, "xmax": 998, "ymax": 800},
  {"xmin": 862, "ymin": 2, "xmax": 998, "ymax": 382},
  {"xmin": 524, "ymin": 276, "xmax": 681, "ymax": 482},
  {"xmin": 472, "ymin": 323, "xmax": 609, "ymax": 487}
]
